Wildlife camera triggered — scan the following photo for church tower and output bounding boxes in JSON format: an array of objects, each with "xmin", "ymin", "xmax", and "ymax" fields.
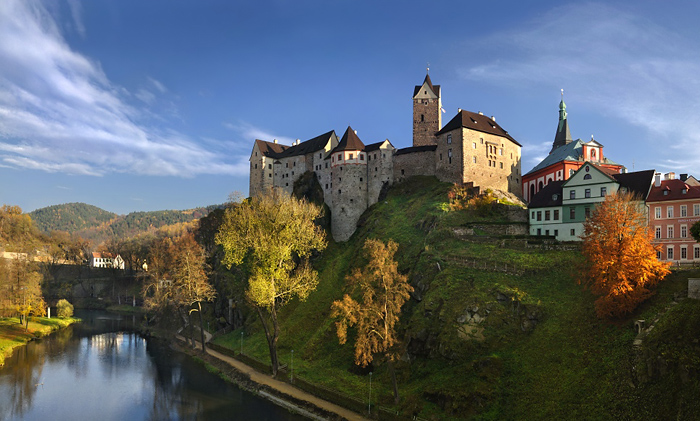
[
  {"xmin": 412, "ymin": 70, "xmax": 442, "ymax": 147},
  {"xmin": 550, "ymin": 91, "xmax": 573, "ymax": 153}
]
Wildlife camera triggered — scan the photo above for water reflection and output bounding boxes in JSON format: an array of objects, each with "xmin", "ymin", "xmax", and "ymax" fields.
[{"xmin": 0, "ymin": 311, "xmax": 306, "ymax": 421}]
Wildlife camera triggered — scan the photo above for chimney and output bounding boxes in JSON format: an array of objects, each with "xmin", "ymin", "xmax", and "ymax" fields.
[
  {"xmin": 681, "ymin": 173, "xmax": 688, "ymax": 181},
  {"xmin": 491, "ymin": 116, "xmax": 496, "ymax": 122},
  {"xmin": 273, "ymin": 139, "xmax": 278, "ymax": 144},
  {"xmin": 478, "ymin": 111, "xmax": 483, "ymax": 115},
  {"xmin": 666, "ymin": 172, "xmax": 676, "ymax": 180},
  {"xmin": 295, "ymin": 139, "xmax": 300, "ymax": 146},
  {"xmin": 654, "ymin": 172, "xmax": 661, "ymax": 187},
  {"xmin": 458, "ymin": 108, "xmax": 462, "ymax": 113}
]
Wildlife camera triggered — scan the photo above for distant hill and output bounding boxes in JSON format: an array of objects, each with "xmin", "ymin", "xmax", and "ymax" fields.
[
  {"xmin": 29, "ymin": 202, "xmax": 223, "ymax": 244},
  {"xmin": 29, "ymin": 202, "xmax": 117, "ymax": 233}
]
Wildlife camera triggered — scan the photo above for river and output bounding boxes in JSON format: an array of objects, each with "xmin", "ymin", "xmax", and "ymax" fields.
[{"xmin": 0, "ymin": 310, "xmax": 307, "ymax": 421}]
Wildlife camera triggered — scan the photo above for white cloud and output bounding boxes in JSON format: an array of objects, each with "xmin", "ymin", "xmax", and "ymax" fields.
[
  {"xmin": 458, "ymin": 3, "xmax": 700, "ymax": 174},
  {"xmin": 0, "ymin": 0, "xmax": 241, "ymax": 177},
  {"xmin": 66, "ymin": 0, "xmax": 85, "ymax": 38},
  {"xmin": 223, "ymin": 121, "xmax": 295, "ymax": 146}
]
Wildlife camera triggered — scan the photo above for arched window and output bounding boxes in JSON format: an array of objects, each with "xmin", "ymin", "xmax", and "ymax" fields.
[
  {"xmin": 538, "ymin": 181, "xmax": 543, "ymax": 190},
  {"xmin": 530, "ymin": 184, "xmax": 535, "ymax": 200},
  {"xmin": 591, "ymin": 149, "xmax": 597, "ymax": 160},
  {"xmin": 583, "ymin": 174, "xmax": 592, "ymax": 180}
]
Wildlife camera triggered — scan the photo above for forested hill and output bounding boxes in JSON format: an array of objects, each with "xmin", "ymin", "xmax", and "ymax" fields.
[
  {"xmin": 29, "ymin": 203, "xmax": 116, "ymax": 233},
  {"xmin": 29, "ymin": 202, "xmax": 222, "ymax": 243}
]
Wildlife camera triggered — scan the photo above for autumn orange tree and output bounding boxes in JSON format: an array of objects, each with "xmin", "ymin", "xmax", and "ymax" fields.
[
  {"xmin": 331, "ymin": 239, "xmax": 413, "ymax": 404},
  {"xmin": 581, "ymin": 192, "xmax": 671, "ymax": 318}
]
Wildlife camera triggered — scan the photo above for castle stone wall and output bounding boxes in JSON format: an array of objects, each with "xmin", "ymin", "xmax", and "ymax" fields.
[
  {"xmin": 394, "ymin": 150, "xmax": 436, "ymax": 183},
  {"xmin": 367, "ymin": 143, "xmax": 394, "ymax": 205},
  {"xmin": 331, "ymin": 156, "xmax": 368, "ymax": 242}
]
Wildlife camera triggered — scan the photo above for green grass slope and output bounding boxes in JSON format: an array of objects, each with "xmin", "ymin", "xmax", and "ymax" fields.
[{"xmin": 213, "ymin": 176, "xmax": 700, "ymax": 420}]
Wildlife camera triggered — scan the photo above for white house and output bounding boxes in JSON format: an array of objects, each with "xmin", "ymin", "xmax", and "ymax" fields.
[{"xmin": 90, "ymin": 252, "xmax": 125, "ymax": 270}]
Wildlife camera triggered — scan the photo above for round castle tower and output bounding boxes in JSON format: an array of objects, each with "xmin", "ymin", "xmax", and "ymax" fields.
[{"xmin": 329, "ymin": 126, "xmax": 368, "ymax": 242}]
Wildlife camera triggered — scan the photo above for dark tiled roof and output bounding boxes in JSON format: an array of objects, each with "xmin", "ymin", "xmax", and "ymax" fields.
[
  {"xmin": 255, "ymin": 139, "xmax": 289, "ymax": 158},
  {"xmin": 364, "ymin": 140, "xmax": 394, "ymax": 152},
  {"xmin": 436, "ymin": 110, "xmax": 521, "ymax": 146},
  {"xmin": 277, "ymin": 130, "xmax": 336, "ymax": 158},
  {"xmin": 528, "ymin": 180, "xmax": 564, "ymax": 208},
  {"xmin": 395, "ymin": 145, "xmax": 437, "ymax": 156},
  {"xmin": 647, "ymin": 179, "xmax": 700, "ymax": 202},
  {"xmin": 550, "ymin": 118, "xmax": 573, "ymax": 153},
  {"xmin": 413, "ymin": 74, "xmax": 440, "ymax": 97},
  {"xmin": 331, "ymin": 126, "xmax": 365, "ymax": 153},
  {"xmin": 612, "ymin": 169, "xmax": 655, "ymax": 199}
]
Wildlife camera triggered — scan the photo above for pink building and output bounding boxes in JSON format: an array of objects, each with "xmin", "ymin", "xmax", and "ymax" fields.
[{"xmin": 647, "ymin": 173, "xmax": 700, "ymax": 263}]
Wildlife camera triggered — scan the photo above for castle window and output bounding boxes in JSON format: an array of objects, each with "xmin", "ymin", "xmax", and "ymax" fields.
[
  {"xmin": 473, "ymin": 156, "xmax": 477, "ymax": 163},
  {"xmin": 473, "ymin": 142, "xmax": 476, "ymax": 149},
  {"xmin": 350, "ymin": 198, "xmax": 354, "ymax": 202},
  {"xmin": 383, "ymin": 154, "xmax": 385, "ymax": 158},
  {"xmin": 349, "ymin": 154, "xmax": 354, "ymax": 159},
  {"xmin": 449, "ymin": 157, "xmax": 452, "ymax": 164},
  {"xmin": 375, "ymin": 167, "xmax": 378, "ymax": 172},
  {"xmin": 368, "ymin": 155, "xmax": 371, "ymax": 161},
  {"xmin": 325, "ymin": 163, "xmax": 328, "ymax": 168},
  {"xmin": 319, "ymin": 153, "xmax": 322, "ymax": 158},
  {"xmin": 326, "ymin": 184, "xmax": 328, "ymax": 189},
  {"xmin": 338, "ymin": 189, "xmax": 341, "ymax": 195},
  {"xmin": 285, "ymin": 183, "xmax": 288, "ymax": 187},
  {"xmin": 339, "ymin": 177, "xmax": 342, "ymax": 182},
  {"xmin": 268, "ymin": 174, "xmax": 272, "ymax": 178},
  {"xmin": 293, "ymin": 162, "xmax": 296, "ymax": 167},
  {"xmin": 268, "ymin": 164, "xmax": 272, "ymax": 169},
  {"xmin": 440, "ymin": 154, "xmax": 442, "ymax": 161},
  {"xmin": 499, "ymin": 148, "xmax": 503, "ymax": 155},
  {"xmin": 447, "ymin": 134, "xmax": 452, "ymax": 144},
  {"xmin": 292, "ymin": 171, "xmax": 294, "ymax": 176},
  {"xmin": 401, "ymin": 169, "xmax": 405, "ymax": 175},
  {"xmin": 421, "ymin": 114, "xmax": 424, "ymax": 122},
  {"xmin": 285, "ymin": 163, "xmax": 288, "ymax": 168},
  {"xmin": 360, "ymin": 154, "xmax": 364, "ymax": 160},
  {"xmin": 480, "ymin": 138, "xmax": 484, "ymax": 144},
  {"xmin": 255, "ymin": 164, "xmax": 257, "ymax": 169},
  {"xmin": 500, "ymin": 162, "xmax": 503, "ymax": 169},
  {"xmin": 360, "ymin": 178, "xmax": 363, "ymax": 182},
  {"xmin": 375, "ymin": 154, "xmax": 377, "ymax": 159}
]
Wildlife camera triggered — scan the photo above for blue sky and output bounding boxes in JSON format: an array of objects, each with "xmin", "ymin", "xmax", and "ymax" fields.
[{"xmin": 2, "ymin": 0, "xmax": 700, "ymax": 214}]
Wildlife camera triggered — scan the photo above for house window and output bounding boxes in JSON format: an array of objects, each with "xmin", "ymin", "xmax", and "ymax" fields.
[
  {"xmin": 655, "ymin": 207, "xmax": 661, "ymax": 219},
  {"xmin": 583, "ymin": 174, "xmax": 592, "ymax": 180},
  {"xmin": 657, "ymin": 250, "xmax": 662, "ymax": 260},
  {"xmin": 667, "ymin": 207, "xmax": 673, "ymax": 218},
  {"xmin": 695, "ymin": 204, "xmax": 700, "ymax": 216},
  {"xmin": 545, "ymin": 210, "xmax": 550, "ymax": 221},
  {"xmin": 570, "ymin": 207, "xmax": 576, "ymax": 219},
  {"xmin": 681, "ymin": 247, "xmax": 687, "ymax": 260},
  {"xmin": 667, "ymin": 247, "xmax": 674, "ymax": 260},
  {"xmin": 570, "ymin": 228, "xmax": 576, "ymax": 236},
  {"xmin": 681, "ymin": 225, "xmax": 687, "ymax": 238},
  {"xmin": 584, "ymin": 207, "xmax": 591, "ymax": 218},
  {"xmin": 545, "ymin": 230, "xmax": 550, "ymax": 236},
  {"xmin": 553, "ymin": 210, "xmax": 559, "ymax": 220},
  {"xmin": 531, "ymin": 211, "xmax": 535, "ymax": 219},
  {"xmin": 554, "ymin": 229, "xmax": 558, "ymax": 237},
  {"xmin": 570, "ymin": 190, "xmax": 576, "ymax": 199},
  {"xmin": 668, "ymin": 226, "xmax": 674, "ymax": 238},
  {"xmin": 537, "ymin": 211, "xmax": 542, "ymax": 221},
  {"xmin": 447, "ymin": 134, "xmax": 452, "ymax": 144},
  {"xmin": 655, "ymin": 226, "xmax": 661, "ymax": 239},
  {"xmin": 537, "ymin": 228, "xmax": 542, "ymax": 236},
  {"xmin": 695, "ymin": 246, "xmax": 700, "ymax": 259},
  {"xmin": 681, "ymin": 205, "xmax": 687, "ymax": 217},
  {"xmin": 585, "ymin": 188, "xmax": 591, "ymax": 198},
  {"xmin": 600, "ymin": 187, "xmax": 607, "ymax": 196}
]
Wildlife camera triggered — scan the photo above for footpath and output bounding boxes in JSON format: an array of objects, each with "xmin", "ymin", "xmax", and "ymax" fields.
[{"xmin": 178, "ymin": 332, "xmax": 368, "ymax": 421}]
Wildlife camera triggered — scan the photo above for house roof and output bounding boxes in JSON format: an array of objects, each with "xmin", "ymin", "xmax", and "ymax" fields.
[
  {"xmin": 647, "ymin": 179, "xmax": 700, "ymax": 202},
  {"xmin": 528, "ymin": 180, "xmax": 564, "ymax": 208},
  {"xmin": 550, "ymin": 99, "xmax": 573, "ymax": 153},
  {"xmin": 330, "ymin": 126, "xmax": 365, "ymax": 153},
  {"xmin": 395, "ymin": 145, "xmax": 437, "ymax": 156},
  {"xmin": 364, "ymin": 139, "xmax": 394, "ymax": 152},
  {"xmin": 526, "ymin": 139, "xmax": 622, "ymax": 175},
  {"xmin": 413, "ymin": 74, "xmax": 440, "ymax": 97},
  {"xmin": 92, "ymin": 252, "xmax": 115, "ymax": 259},
  {"xmin": 277, "ymin": 130, "xmax": 336, "ymax": 158},
  {"xmin": 254, "ymin": 139, "xmax": 289, "ymax": 159},
  {"xmin": 435, "ymin": 110, "xmax": 521, "ymax": 146},
  {"xmin": 612, "ymin": 169, "xmax": 655, "ymax": 199}
]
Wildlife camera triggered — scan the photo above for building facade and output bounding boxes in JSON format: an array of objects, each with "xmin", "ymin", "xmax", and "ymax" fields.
[
  {"xmin": 647, "ymin": 173, "xmax": 700, "ymax": 263},
  {"xmin": 90, "ymin": 252, "xmax": 125, "ymax": 269}
]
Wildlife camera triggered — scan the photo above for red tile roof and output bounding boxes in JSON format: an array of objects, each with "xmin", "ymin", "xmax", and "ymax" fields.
[{"xmin": 647, "ymin": 179, "xmax": 700, "ymax": 202}]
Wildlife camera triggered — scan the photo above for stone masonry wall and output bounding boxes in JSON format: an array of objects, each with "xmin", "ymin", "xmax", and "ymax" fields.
[
  {"xmin": 331, "ymin": 159, "xmax": 368, "ymax": 242},
  {"xmin": 394, "ymin": 150, "xmax": 436, "ymax": 183},
  {"xmin": 367, "ymin": 144, "xmax": 394, "ymax": 205},
  {"xmin": 413, "ymin": 97, "xmax": 441, "ymax": 147}
]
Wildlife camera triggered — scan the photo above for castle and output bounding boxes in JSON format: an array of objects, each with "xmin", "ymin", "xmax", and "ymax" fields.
[{"xmin": 249, "ymin": 72, "xmax": 523, "ymax": 241}]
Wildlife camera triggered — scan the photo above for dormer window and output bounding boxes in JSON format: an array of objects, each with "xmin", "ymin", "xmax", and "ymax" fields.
[
  {"xmin": 552, "ymin": 194, "xmax": 558, "ymax": 201},
  {"xmin": 663, "ymin": 190, "xmax": 669, "ymax": 195},
  {"xmin": 682, "ymin": 188, "xmax": 687, "ymax": 194}
]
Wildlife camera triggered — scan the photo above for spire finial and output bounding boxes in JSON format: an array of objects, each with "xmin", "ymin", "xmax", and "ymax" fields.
[
  {"xmin": 426, "ymin": 62, "xmax": 430, "ymax": 74},
  {"xmin": 561, "ymin": 88, "xmax": 564, "ymax": 99}
]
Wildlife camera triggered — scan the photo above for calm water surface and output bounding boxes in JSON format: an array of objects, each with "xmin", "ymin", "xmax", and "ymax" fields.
[{"xmin": 0, "ymin": 310, "xmax": 307, "ymax": 421}]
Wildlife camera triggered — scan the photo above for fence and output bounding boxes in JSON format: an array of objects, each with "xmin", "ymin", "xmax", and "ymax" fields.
[{"xmin": 445, "ymin": 256, "xmax": 524, "ymax": 276}]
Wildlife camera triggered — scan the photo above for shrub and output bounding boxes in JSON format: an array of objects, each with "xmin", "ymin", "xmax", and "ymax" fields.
[{"xmin": 56, "ymin": 299, "xmax": 74, "ymax": 318}]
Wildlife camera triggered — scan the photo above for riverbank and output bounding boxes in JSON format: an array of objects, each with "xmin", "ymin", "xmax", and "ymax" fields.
[
  {"xmin": 0, "ymin": 316, "xmax": 80, "ymax": 366},
  {"xmin": 174, "ymin": 337, "xmax": 368, "ymax": 421}
]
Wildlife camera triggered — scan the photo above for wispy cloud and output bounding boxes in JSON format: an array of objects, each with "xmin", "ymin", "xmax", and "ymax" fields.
[
  {"xmin": 66, "ymin": 0, "xmax": 85, "ymax": 38},
  {"xmin": 223, "ymin": 121, "xmax": 295, "ymax": 145},
  {"xmin": 0, "ymin": 0, "xmax": 242, "ymax": 177},
  {"xmin": 458, "ymin": 3, "xmax": 700, "ymax": 173}
]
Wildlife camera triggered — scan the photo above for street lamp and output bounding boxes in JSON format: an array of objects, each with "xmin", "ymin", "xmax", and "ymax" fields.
[
  {"xmin": 240, "ymin": 331, "xmax": 244, "ymax": 355},
  {"xmin": 291, "ymin": 350, "xmax": 294, "ymax": 383},
  {"xmin": 368, "ymin": 371, "xmax": 373, "ymax": 415}
]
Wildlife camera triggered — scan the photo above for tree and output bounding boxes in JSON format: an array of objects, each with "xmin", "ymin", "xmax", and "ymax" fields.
[
  {"xmin": 331, "ymin": 239, "xmax": 413, "ymax": 404},
  {"xmin": 691, "ymin": 220, "xmax": 700, "ymax": 243},
  {"xmin": 216, "ymin": 191, "xmax": 327, "ymax": 376},
  {"xmin": 171, "ymin": 233, "xmax": 216, "ymax": 352},
  {"xmin": 581, "ymin": 192, "xmax": 671, "ymax": 318},
  {"xmin": 56, "ymin": 299, "xmax": 74, "ymax": 318}
]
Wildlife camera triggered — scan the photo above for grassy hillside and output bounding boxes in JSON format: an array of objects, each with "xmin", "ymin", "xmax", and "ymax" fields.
[
  {"xmin": 29, "ymin": 202, "xmax": 221, "ymax": 243},
  {"xmin": 213, "ymin": 176, "xmax": 700, "ymax": 420}
]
